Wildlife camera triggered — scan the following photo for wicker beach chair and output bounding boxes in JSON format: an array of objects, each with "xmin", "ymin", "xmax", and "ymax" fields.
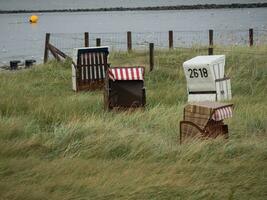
[
  {"xmin": 183, "ymin": 55, "xmax": 232, "ymax": 102},
  {"xmin": 180, "ymin": 102, "xmax": 233, "ymax": 143},
  {"xmin": 104, "ymin": 67, "xmax": 146, "ymax": 110},
  {"xmin": 71, "ymin": 46, "xmax": 109, "ymax": 91}
]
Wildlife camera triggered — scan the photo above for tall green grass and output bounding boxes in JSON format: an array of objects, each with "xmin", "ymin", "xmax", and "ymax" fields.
[{"xmin": 0, "ymin": 47, "xmax": 266, "ymax": 200}]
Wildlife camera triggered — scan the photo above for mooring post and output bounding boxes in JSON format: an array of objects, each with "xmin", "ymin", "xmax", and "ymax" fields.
[
  {"xmin": 149, "ymin": 43, "xmax": 154, "ymax": 72},
  {"xmin": 127, "ymin": 31, "xmax": 132, "ymax": 52},
  {"xmin": 169, "ymin": 30, "xmax": 173, "ymax": 49},
  {"xmin": 44, "ymin": 33, "xmax": 50, "ymax": 63},
  {"xmin": 84, "ymin": 32, "xmax": 89, "ymax": 47},
  {"xmin": 209, "ymin": 29, "xmax": 214, "ymax": 55},
  {"xmin": 10, "ymin": 60, "xmax": 21, "ymax": 70},
  {"xmin": 96, "ymin": 38, "xmax": 101, "ymax": 47},
  {"xmin": 249, "ymin": 28, "xmax": 253, "ymax": 47}
]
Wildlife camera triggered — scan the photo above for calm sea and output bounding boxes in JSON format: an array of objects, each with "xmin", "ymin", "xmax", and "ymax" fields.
[{"xmin": 0, "ymin": 1, "xmax": 267, "ymax": 66}]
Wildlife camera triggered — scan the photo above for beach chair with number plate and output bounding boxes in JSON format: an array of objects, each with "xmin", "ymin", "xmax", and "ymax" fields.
[{"xmin": 183, "ymin": 55, "xmax": 232, "ymax": 102}]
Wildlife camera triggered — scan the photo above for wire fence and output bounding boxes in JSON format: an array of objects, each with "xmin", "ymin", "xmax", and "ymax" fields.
[
  {"xmin": 1, "ymin": 28, "xmax": 267, "ymax": 68},
  {"xmin": 49, "ymin": 29, "xmax": 267, "ymax": 55}
]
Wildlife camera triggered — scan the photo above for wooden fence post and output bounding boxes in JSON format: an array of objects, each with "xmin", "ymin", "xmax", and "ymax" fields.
[
  {"xmin": 209, "ymin": 29, "xmax": 214, "ymax": 55},
  {"xmin": 127, "ymin": 31, "xmax": 132, "ymax": 52},
  {"xmin": 249, "ymin": 28, "xmax": 253, "ymax": 47},
  {"xmin": 44, "ymin": 33, "xmax": 50, "ymax": 63},
  {"xmin": 149, "ymin": 43, "xmax": 154, "ymax": 72},
  {"xmin": 96, "ymin": 38, "xmax": 101, "ymax": 47},
  {"xmin": 208, "ymin": 47, "xmax": 213, "ymax": 55},
  {"xmin": 84, "ymin": 32, "xmax": 89, "ymax": 47},
  {"xmin": 209, "ymin": 29, "xmax": 213, "ymax": 46},
  {"xmin": 169, "ymin": 30, "xmax": 173, "ymax": 49}
]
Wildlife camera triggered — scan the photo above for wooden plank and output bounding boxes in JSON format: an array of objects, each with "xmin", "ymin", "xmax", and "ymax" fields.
[
  {"xmin": 127, "ymin": 31, "xmax": 132, "ymax": 52},
  {"xmin": 48, "ymin": 44, "xmax": 60, "ymax": 61},
  {"xmin": 94, "ymin": 52, "xmax": 100, "ymax": 80},
  {"xmin": 44, "ymin": 33, "xmax": 50, "ymax": 63},
  {"xmin": 149, "ymin": 43, "xmax": 154, "ymax": 72},
  {"xmin": 50, "ymin": 43, "xmax": 69, "ymax": 59},
  {"xmin": 90, "ymin": 52, "xmax": 95, "ymax": 80},
  {"xmin": 87, "ymin": 52, "xmax": 91, "ymax": 81},
  {"xmin": 85, "ymin": 53, "xmax": 89, "ymax": 83},
  {"xmin": 96, "ymin": 38, "xmax": 101, "ymax": 47},
  {"xmin": 169, "ymin": 30, "xmax": 173, "ymax": 49},
  {"xmin": 208, "ymin": 47, "xmax": 213, "ymax": 55},
  {"xmin": 77, "ymin": 53, "xmax": 82, "ymax": 87},
  {"xmin": 99, "ymin": 52, "xmax": 104, "ymax": 79},
  {"xmin": 249, "ymin": 28, "xmax": 253, "ymax": 46},
  {"xmin": 80, "ymin": 53, "xmax": 84, "ymax": 85},
  {"xmin": 84, "ymin": 32, "xmax": 89, "ymax": 47},
  {"xmin": 209, "ymin": 29, "xmax": 213, "ymax": 46},
  {"xmin": 103, "ymin": 52, "xmax": 108, "ymax": 72},
  {"xmin": 82, "ymin": 53, "xmax": 87, "ymax": 84}
]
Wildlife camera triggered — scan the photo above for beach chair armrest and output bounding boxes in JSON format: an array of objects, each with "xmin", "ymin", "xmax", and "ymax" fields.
[
  {"xmin": 215, "ymin": 77, "xmax": 230, "ymax": 82},
  {"xmin": 179, "ymin": 120, "xmax": 206, "ymax": 144}
]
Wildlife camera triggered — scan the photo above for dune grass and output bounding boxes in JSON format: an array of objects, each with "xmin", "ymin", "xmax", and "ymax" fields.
[{"xmin": 0, "ymin": 47, "xmax": 266, "ymax": 200}]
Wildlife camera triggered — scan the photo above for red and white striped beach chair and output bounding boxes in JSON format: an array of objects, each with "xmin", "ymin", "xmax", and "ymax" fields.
[
  {"xmin": 104, "ymin": 67, "xmax": 146, "ymax": 110},
  {"xmin": 180, "ymin": 102, "xmax": 233, "ymax": 143}
]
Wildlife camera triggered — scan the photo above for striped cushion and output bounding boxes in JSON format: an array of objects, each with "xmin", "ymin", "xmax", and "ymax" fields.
[
  {"xmin": 108, "ymin": 67, "xmax": 144, "ymax": 81},
  {"xmin": 212, "ymin": 106, "xmax": 233, "ymax": 121}
]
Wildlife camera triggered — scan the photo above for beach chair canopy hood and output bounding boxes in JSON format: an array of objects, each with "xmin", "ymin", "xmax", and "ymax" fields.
[
  {"xmin": 184, "ymin": 102, "xmax": 233, "ymax": 126},
  {"xmin": 108, "ymin": 67, "xmax": 144, "ymax": 81},
  {"xmin": 72, "ymin": 46, "xmax": 109, "ymax": 66}
]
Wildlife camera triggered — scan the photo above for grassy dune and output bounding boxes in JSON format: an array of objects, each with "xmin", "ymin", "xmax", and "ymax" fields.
[{"xmin": 0, "ymin": 47, "xmax": 266, "ymax": 200}]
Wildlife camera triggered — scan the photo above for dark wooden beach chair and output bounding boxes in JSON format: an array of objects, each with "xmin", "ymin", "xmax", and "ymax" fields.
[
  {"xmin": 104, "ymin": 67, "xmax": 146, "ymax": 110},
  {"xmin": 180, "ymin": 102, "xmax": 233, "ymax": 143},
  {"xmin": 71, "ymin": 46, "xmax": 109, "ymax": 91}
]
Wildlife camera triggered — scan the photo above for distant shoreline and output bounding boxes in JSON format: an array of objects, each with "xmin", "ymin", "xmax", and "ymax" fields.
[{"xmin": 0, "ymin": 3, "xmax": 267, "ymax": 14}]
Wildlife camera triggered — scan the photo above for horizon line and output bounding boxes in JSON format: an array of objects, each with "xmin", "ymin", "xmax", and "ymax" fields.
[{"xmin": 0, "ymin": 3, "xmax": 267, "ymax": 14}]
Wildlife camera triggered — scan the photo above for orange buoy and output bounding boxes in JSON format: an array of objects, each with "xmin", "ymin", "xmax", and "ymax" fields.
[{"xmin": 29, "ymin": 15, "xmax": 39, "ymax": 23}]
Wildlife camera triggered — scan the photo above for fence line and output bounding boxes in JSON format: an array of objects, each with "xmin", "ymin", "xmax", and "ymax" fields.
[
  {"xmin": 45, "ymin": 29, "xmax": 267, "ymax": 60},
  {"xmin": 43, "ymin": 30, "xmax": 267, "ymax": 73},
  {"xmin": 48, "ymin": 29, "xmax": 267, "ymax": 55},
  {"xmin": 1, "ymin": 28, "xmax": 267, "ymax": 68}
]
